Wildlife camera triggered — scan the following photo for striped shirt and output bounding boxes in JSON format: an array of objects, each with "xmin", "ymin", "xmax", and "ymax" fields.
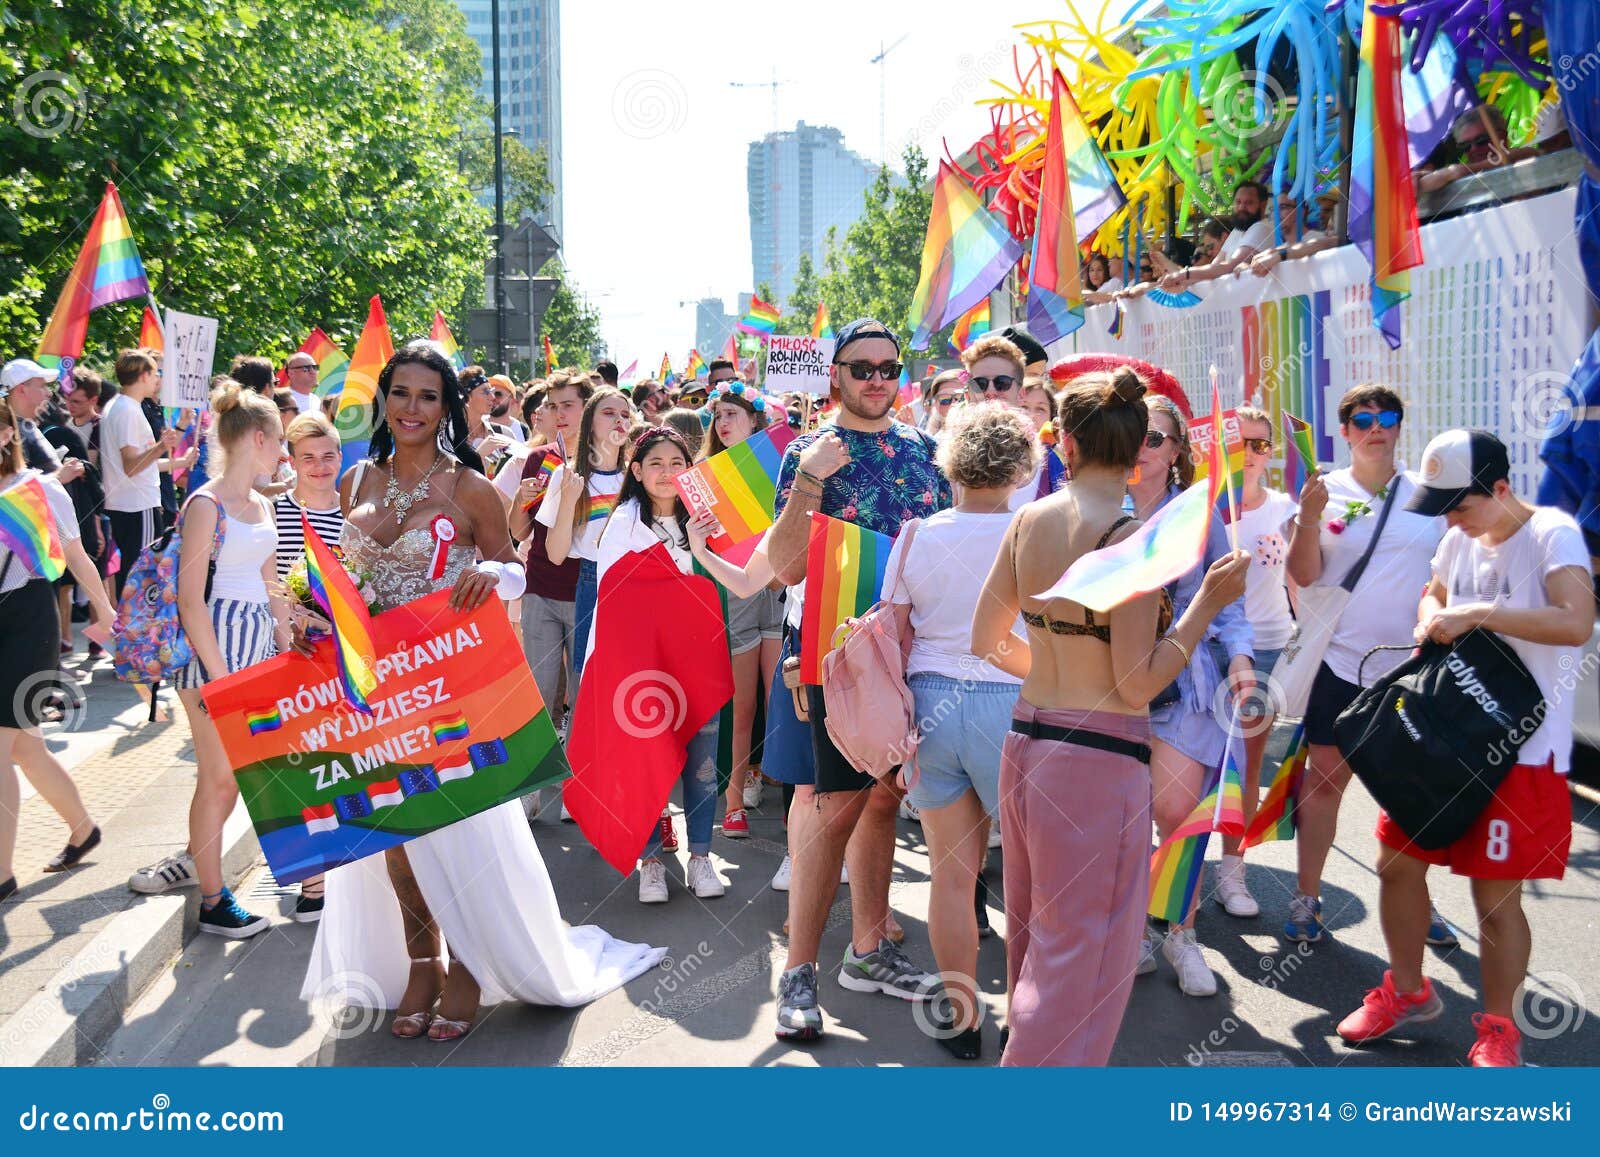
[{"xmin": 273, "ymin": 494, "xmax": 346, "ymax": 578}]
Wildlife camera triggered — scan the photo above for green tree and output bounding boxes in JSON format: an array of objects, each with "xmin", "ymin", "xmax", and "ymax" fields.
[
  {"xmin": 776, "ymin": 252, "xmax": 822, "ymax": 336},
  {"xmin": 532, "ymin": 260, "xmax": 602, "ymax": 374}
]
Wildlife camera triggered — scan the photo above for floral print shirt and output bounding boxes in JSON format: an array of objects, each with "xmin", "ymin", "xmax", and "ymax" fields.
[{"xmin": 774, "ymin": 421, "xmax": 952, "ymax": 537}]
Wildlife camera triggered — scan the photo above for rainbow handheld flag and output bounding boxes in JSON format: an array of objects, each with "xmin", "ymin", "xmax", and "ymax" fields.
[
  {"xmin": 0, "ymin": 475, "xmax": 66, "ymax": 581},
  {"xmin": 1281, "ymin": 411, "xmax": 1317, "ymax": 498},
  {"xmin": 1351, "ymin": 0, "xmax": 1423, "ymax": 348},
  {"xmin": 431, "ymin": 310, "xmax": 466, "ymax": 372},
  {"xmin": 1034, "ymin": 481, "xmax": 1209, "ymax": 612},
  {"xmin": 36, "ymin": 181, "xmax": 150, "ymax": 371},
  {"xmin": 1148, "ymin": 792, "xmax": 1214, "ymax": 923},
  {"xmin": 1107, "ymin": 300, "xmax": 1125, "ymax": 340},
  {"xmin": 799, "ymin": 513, "xmax": 891, "ymax": 684},
  {"xmin": 1025, "ymin": 71, "xmax": 1088, "ymax": 346},
  {"xmin": 334, "ymin": 295, "xmax": 394, "ymax": 471},
  {"xmin": 686, "ymin": 349, "xmax": 707, "ymax": 380},
  {"xmin": 811, "ymin": 302, "xmax": 833, "ymax": 340},
  {"xmin": 1203, "ymin": 376, "xmax": 1245, "ymax": 526},
  {"xmin": 895, "ymin": 364, "xmax": 918, "ymax": 409},
  {"xmin": 737, "ymin": 297, "xmax": 780, "ymax": 336},
  {"xmin": 544, "ymin": 334, "xmax": 556, "ymax": 374},
  {"xmin": 1212, "ymin": 720, "xmax": 1246, "ymax": 840},
  {"xmin": 672, "ymin": 422, "xmax": 798, "ymax": 554},
  {"xmin": 1245, "ymin": 722, "xmax": 1307, "ymax": 849},
  {"xmin": 299, "ymin": 327, "xmax": 350, "ymax": 401},
  {"xmin": 301, "ymin": 511, "xmax": 379, "ymax": 713},
  {"xmin": 909, "ymin": 160, "xmax": 1023, "ymax": 350},
  {"xmin": 658, "ymin": 353, "xmax": 677, "ymax": 389},
  {"xmin": 139, "ymin": 303, "xmax": 163, "ymax": 353},
  {"xmin": 722, "ymin": 331, "xmax": 741, "ymax": 368},
  {"xmin": 948, "ymin": 298, "xmax": 991, "ymax": 356}
]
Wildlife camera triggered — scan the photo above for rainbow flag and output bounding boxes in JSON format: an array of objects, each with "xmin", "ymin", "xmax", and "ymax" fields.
[
  {"xmin": 301, "ymin": 511, "xmax": 379, "ymax": 713},
  {"xmin": 686, "ymin": 349, "xmax": 707, "ymax": 380},
  {"xmin": 430, "ymin": 310, "xmax": 466, "ymax": 372},
  {"xmin": 430, "ymin": 711, "xmax": 470, "ymax": 744},
  {"xmin": 811, "ymin": 302, "xmax": 834, "ymax": 340},
  {"xmin": 1281, "ymin": 411, "xmax": 1317, "ymax": 498},
  {"xmin": 1058, "ymin": 81, "xmax": 1126, "ymax": 241},
  {"xmin": 799, "ymin": 512, "xmax": 891, "ymax": 684},
  {"xmin": 139, "ymin": 303, "xmax": 163, "ymax": 353},
  {"xmin": 1034, "ymin": 481, "xmax": 1209, "ymax": 612},
  {"xmin": 722, "ymin": 331, "xmax": 740, "ymax": 368},
  {"xmin": 1205, "ymin": 377, "xmax": 1245, "ymax": 525},
  {"xmin": 544, "ymin": 334, "xmax": 556, "ymax": 374},
  {"xmin": 1351, "ymin": 0, "xmax": 1423, "ymax": 348},
  {"xmin": 909, "ymin": 160, "xmax": 1023, "ymax": 350},
  {"xmin": 948, "ymin": 298, "xmax": 991, "ymax": 356},
  {"xmin": 895, "ymin": 364, "xmax": 919, "ymax": 409},
  {"xmin": 299, "ymin": 327, "xmax": 349, "ymax": 401},
  {"xmin": 246, "ymin": 707, "xmax": 283, "ymax": 736},
  {"xmin": 1244, "ymin": 722, "xmax": 1307, "ymax": 849},
  {"xmin": 672, "ymin": 422, "xmax": 797, "ymax": 552},
  {"xmin": 1108, "ymin": 300, "xmax": 1125, "ymax": 339},
  {"xmin": 585, "ymin": 491, "xmax": 619, "ymax": 523},
  {"xmin": 1213, "ymin": 721, "xmax": 1246, "ymax": 839},
  {"xmin": 658, "ymin": 352, "xmax": 677, "ymax": 389},
  {"xmin": 36, "ymin": 181, "xmax": 150, "ymax": 370},
  {"xmin": 1025, "ymin": 71, "xmax": 1088, "ymax": 346},
  {"xmin": 737, "ymin": 296, "xmax": 781, "ymax": 336},
  {"xmin": 0, "ymin": 475, "xmax": 66, "ymax": 581},
  {"xmin": 1148, "ymin": 792, "xmax": 1214, "ymax": 923},
  {"xmin": 334, "ymin": 295, "xmax": 394, "ymax": 471}
]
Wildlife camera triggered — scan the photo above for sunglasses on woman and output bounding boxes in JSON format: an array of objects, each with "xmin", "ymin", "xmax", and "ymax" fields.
[
  {"xmin": 1144, "ymin": 429, "xmax": 1173, "ymax": 449},
  {"xmin": 935, "ymin": 395, "xmax": 959, "ymax": 407},
  {"xmin": 1243, "ymin": 437, "xmax": 1273, "ymax": 454},
  {"xmin": 969, "ymin": 375, "xmax": 1016, "ymax": 394},
  {"xmin": 1347, "ymin": 410, "xmax": 1401, "ymax": 431},
  {"xmin": 842, "ymin": 361, "xmax": 902, "ymax": 382}
]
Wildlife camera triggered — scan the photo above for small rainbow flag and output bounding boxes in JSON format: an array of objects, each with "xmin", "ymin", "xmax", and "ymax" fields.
[
  {"xmin": 1244, "ymin": 722, "xmax": 1307, "ymax": 849},
  {"xmin": 586, "ymin": 490, "xmax": 619, "ymax": 523},
  {"xmin": 246, "ymin": 707, "xmax": 283, "ymax": 736},
  {"xmin": 948, "ymin": 298, "xmax": 990, "ymax": 356},
  {"xmin": 737, "ymin": 296, "xmax": 781, "ymax": 336},
  {"xmin": 895, "ymin": 364, "xmax": 918, "ymax": 409},
  {"xmin": 799, "ymin": 513, "xmax": 891, "ymax": 684},
  {"xmin": 36, "ymin": 181, "xmax": 150, "ymax": 370},
  {"xmin": 1204, "ymin": 376, "xmax": 1246, "ymax": 526},
  {"xmin": 811, "ymin": 302, "xmax": 834, "ymax": 340},
  {"xmin": 1025, "ymin": 70, "xmax": 1091, "ymax": 346},
  {"xmin": 0, "ymin": 475, "xmax": 66, "ymax": 581},
  {"xmin": 658, "ymin": 353, "xmax": 674, "ymax": 384},
  {"xmin": 431, "ymin": 712, "xmax": 470, "ymax": 744},
  {"xmin": 334, "ymin": 295, "xmax": 394, "ymax": 470},
  {"xmin": 1148, "ymin": 793, "xmax": 1215, "ymax": 924},
  {"xmin": 1281, "ymin": 411, "xmax": 1316, "ymax": 498},
  {"xmin": 1108, "ymin": 299, "xmax": 1125, "ymax": 339},
  {"xmin": 722, "ymin": 331, "xmax": 740, "ymax": 368},
  {"xmin": 139, "ymin": 303, "xmax": 163, "ymax": 353},
  {"xmin": 909, "ymin": 160, "xmax": 1023, "ymax": 350},
  {"xmin": 673, "ymin": 422, "xmax": 797, "ymax": 552},
  {"xmin": 301, "ymin": 511, "xmax": 379, "ymax": 713},
  {"xmin": 1034, "ymin": 481, "xmax": 1209, "ymax": 612},
  {"xmin": 544, "ymin": 334, "xmax": 556, "ymax": 374},
  {"xmin": 686, "ymin": 349, "xmax": 707, "ymax": 380},
  {"xmin": 1213, "ymin": 721, "xmax": 1246, "ymax": 839},
  {"xmin": 431, "ymin": 310, "xmax": 466, "ymax": 372},
  {"xmin": 299, "ymin": 327, "xmax": 349, "ymax": 401}
]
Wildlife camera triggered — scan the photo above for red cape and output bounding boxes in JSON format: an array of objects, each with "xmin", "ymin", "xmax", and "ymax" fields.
[{"xmin": 565, "ymin": 543, "xmax": 734, "ymax": 874}]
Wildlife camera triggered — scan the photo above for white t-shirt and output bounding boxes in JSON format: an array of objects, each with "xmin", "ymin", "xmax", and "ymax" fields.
[
  {"xmin": 1098, "ymin": 276, "xmax": 1126, "ymax": 294},
  {"xmin": 1009, "ymin": 463, "xmax": 1046, "ymax": 511},
  {"xmin": 290, "ymin": 390, "xmax": 317, "ymax": 414},
  {"xmin": 1433, "ymin": 507, "xmax": 1589, "ymax": 773},
  {"xmin": 100, "ymin": 393, "xmax": 161, "ymax": 513},
  {"xmin": 885, "ymin": 510, "xmax": 1022, "ymax": 685},
  {"xmin": 535, "ymin": 463, "xmax": 625, "ymax": 562},
  {"xmin": 1222, "ymin": 220, "xmax": 1272, "ymax": 260},
  {"xmin": 0, "ymin": 469, "xmax": 80, "ymax": 593},
  {"xmin": 1310, "ymin": 468, "xmax": 1444, "ymax": 684},
  {"xmin": 1236, "ymin": 488, "xmax": 1298, "ymax": 650}
]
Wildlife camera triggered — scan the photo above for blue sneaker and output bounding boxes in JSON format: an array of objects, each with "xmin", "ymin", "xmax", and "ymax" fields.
[
  {"xmin": 1283, "ymin": 892, "xmax": 1324, "ymax": 943},
  {"xmin": 1426, "ymin": 905, "xmax": 1459, "ymax": 947},
  {"xmin": 198, "ymin": 887, "xmax": 269, "ymax": 939}
]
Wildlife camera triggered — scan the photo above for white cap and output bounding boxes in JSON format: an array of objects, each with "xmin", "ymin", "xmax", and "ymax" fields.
[{"xmin": 1, "ymin": 358, "xmax": 58, "ymax": 392}]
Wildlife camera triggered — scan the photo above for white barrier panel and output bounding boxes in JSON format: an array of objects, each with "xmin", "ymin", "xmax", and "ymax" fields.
[{"xmin": 1072, "ymin": 188, "xmax": 1586, "ymax": 496}]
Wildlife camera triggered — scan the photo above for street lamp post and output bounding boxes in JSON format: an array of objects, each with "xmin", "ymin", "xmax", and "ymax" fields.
[{"xmin": 491, "ymin": 0, "xmax": 506, "ymax": 373}]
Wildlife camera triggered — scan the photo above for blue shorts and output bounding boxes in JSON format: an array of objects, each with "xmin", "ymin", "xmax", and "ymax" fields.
[
  {"xmin": 907, "ymin": 674, "xmax": 1018, "ymax": 815},
  {"xmin": 760, "ymin": 631, "xmax": 815, "ymax": 786},
  {"xmin": 1205, "ymin": 641, "xmax": 1283, "ymax": 718}
]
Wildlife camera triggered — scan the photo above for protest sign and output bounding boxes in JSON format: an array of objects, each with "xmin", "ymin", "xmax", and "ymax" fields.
[
  {"xmin": 202, "ymin": 589, "xmax": 568, "ymax": 885},
  {"xmin": 672, "ymin": 421, "xmax": 796, "ymax": 559},
  {"xmin": 162, "ymin": 309, "xmax": 219, "ymax": 410},
  {"xmin": 764, "ymin": 335, "xmax": 834, "ymax": 395},
  {"xmin": 1188, "ymin": 408, "xmax": 1240, "ymax": 482}
]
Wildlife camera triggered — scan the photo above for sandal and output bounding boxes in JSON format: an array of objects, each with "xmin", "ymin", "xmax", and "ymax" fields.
[
  {"xmin": 0, "ymin": 877, "xmax": 16, "ymax": 904},
  {"xmin": 44, "ymin": 825, "xmax": 101, "ymax": 873},
  {"xmin": 428, "ymin": 1015, "xmax": 475, "ymax": 1042},
  {"xmin": 391, "ymin": 956, "xmax": 442, "ymax": 1039}
]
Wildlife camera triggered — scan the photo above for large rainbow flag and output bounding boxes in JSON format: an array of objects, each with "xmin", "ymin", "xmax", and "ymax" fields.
[
  {"xmin": 1350, "ymin": 0, "xmax": 1424, "ymax": 348},
  {"xmin": 1025, "ymin": 70, "xmax": 1090, "ymax": 346},
  {"xmin": 36, "ymin": 181, "xmax": 150, "ymax": 371},
  {"xmin": 301, "ymin": 511, "xmax": 378, "ymax": 713},
  {"xmin": 299, "ymin": 327, "xmax": 350, "ymax": 401},
  {"xmin": 948, "ymin": 298, "xmax": 991, "ymax": 356},
  {"xmin": 0, "ymin": 475, "xmax": 66, "ymax": 581},
  {"xmin": 811, "ymin": 302, "xmax": 834, "ymax": 340},
  {"xmin": 1034, "ymin": 481, "xmax": 1209, "ymax": 612},
  {"xmin": 333, "ymin": 295, "xmax": 394, "ymax": 470},
  {"xmin": 1245, "ymin": 722, "xmax": 1308, "ymax": 849},
  {"xmin": 1281, "ymin": 411, "xmax": 1317, "ymax": 498},
  {"xmin": 909, "ymin": 160, "xmax": 1023, "ymax": 351},
  {"xmin": 799, "ymin": 512, "xmax": 891, "ymax": 684},
  {"xmin": 672, "ymin": 422, "xmax": 797, "ymax": 556},
  {"xmin": 430, "ymin": 310, "xmax": 466, "ymax": 372},
  {"xmin": 737, "ymin": 296, "xmax": 781, "ymax": 336}
]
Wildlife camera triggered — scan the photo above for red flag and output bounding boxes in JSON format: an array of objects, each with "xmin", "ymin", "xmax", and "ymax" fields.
[{"xmin": 564, "ymin": 544, "xmax": 734, "ymax": 873}]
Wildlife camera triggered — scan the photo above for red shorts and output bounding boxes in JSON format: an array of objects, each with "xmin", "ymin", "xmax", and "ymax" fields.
[{"xmin": 1374, "ymin": 760, "xmax": 1572, "ymax": 880}]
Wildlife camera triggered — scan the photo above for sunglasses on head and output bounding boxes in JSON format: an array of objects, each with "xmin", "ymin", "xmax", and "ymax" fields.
[
  {"xmin": 1347, "ymin": 410, "xmax": 1401, "ymax": 431},
  {"xmin": 841, "ymin": 361, "xmax": 902, "ymax": 382},
  {"xmin": 1243, "ymin": 437, "xmax": 1273, "ymax": 454},
  {"xmin": 969, "ymin": 375, "xmax": 1016, "ymax": 394}
]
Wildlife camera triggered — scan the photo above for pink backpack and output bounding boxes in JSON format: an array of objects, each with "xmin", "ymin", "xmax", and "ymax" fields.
[{"xmin": 821, "ymin": 519, "xmax": 921, "ymax": 784}]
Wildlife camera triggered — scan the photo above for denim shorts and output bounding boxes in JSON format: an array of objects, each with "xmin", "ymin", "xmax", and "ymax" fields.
[
  {"xmin": 760, "ymin": 631, "xmax": 815, "ymax": 786},
  {"xmin": 907, "ymin": 673, "xmax": 1019, "ymax": 815},
  {"xmin": 1205, "ymin": 641, "xmax": 1283, "ymax": 718}
]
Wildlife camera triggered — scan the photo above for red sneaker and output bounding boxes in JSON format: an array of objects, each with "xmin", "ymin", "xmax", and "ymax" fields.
[
  {"xmin": 1468, "ymin": 1012, "xmax": 1523, "ymax": 1067},
  {"xmin": 722, "ymin": 808, "xmax": 750, "ymax": 839},
  {"xmin": 658, "ymin": 811, "xmax": 679, "ymax": 853},
  {"xmin": 1336, "ymin": 971, "xmax": 1443, "ymax": 1043}
]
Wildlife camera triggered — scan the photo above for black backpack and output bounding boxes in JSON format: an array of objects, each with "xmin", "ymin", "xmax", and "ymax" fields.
[{"xmin": 1333, "ymin": 631, "xmax": 1544, "ymax": 849}]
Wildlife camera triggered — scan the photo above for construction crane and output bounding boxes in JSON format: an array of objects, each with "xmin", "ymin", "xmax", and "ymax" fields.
[
  {"xmin": 729, "ymin": 70, "xmax": 793, "ymax": 303},
  {"xmin": 728, "ymin": 69, "xmax": 789, "ymax": 135},
  {"xmin": 870, "ymin": 34, "xmax": 910, "ymax": 167}
]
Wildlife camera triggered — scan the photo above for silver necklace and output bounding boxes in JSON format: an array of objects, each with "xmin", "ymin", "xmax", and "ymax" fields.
[{"xmin": 383, "ymin": 452, "xmax": 444, "ymax": 525}]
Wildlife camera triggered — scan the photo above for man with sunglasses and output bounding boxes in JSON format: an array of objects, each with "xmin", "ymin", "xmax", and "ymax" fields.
[
  {"xmin": 1415, "ymin": 106, "xmax": 1538, "ymax": 195},
  {"xmin": 464, "ymin": 370, "xmax": 525, "ymax": 469},
  {"xmin": 764, "ymin": 317, "xmax": 953, "ymax": 1041},
  {"xmin": 284, "ymin": 351, "xmax": 321, "ymax": 414}
]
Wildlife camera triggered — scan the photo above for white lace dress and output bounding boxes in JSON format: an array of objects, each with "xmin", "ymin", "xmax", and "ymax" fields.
[{"xmin": 302, "ymin": 519, "xmax": 666, "ymax": 1009}]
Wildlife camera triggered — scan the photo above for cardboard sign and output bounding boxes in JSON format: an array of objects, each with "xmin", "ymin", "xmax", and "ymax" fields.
[
  {"xmin": 161, "ymin": 309, "xmax": 219, "ymax": 411},
  {"xmin": 201, "ymin": 590, "xmax": 568, "ymax": 885},
  {"xmin": 764, "ymin": 335, "xmax": 834, "ymax": 396},
  {"xmin": 1188, "ymin": 408, "xmax": 1241, "ymax": 481}
]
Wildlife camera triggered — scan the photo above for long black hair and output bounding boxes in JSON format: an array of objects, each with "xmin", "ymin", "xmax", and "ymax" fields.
[
  {"xmin": 368, "ymin": 344, "xmax": 485, "ymax": 475},
  {"xmin": 615, "ymin": 425, "xmax": 692, "ymax": 540}
]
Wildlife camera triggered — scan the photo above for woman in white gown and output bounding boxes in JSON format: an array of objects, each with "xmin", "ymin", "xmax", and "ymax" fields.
[{"xmin": 303, "ymin": 344, "xmax": 664, "ymax": 1041}]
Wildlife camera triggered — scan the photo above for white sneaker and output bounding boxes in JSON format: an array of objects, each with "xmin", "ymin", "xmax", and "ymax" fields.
[
  {"xmin": 839, "ymin": 862, "xmax": 849, "ymax": 885},
  {"xmin": 898, "ymin": 799, "xmax": 921, "ymax": 823},
  {"xmin": 987, "ymin": 824, "xmax": 1002, "ymax": 850},
  {"xmin": 742, "ymin": 778, "xmax": 764, "ymax": 810},
  {"xmin": 638, "ymin": 859, "xmax": 668, "ymax": 904},
  {"xmin": 560, "ymin": 801, "xmax": 574, "ymax": 823},
  {"xmin": 687, "ymin": 855, "xmax": 726, "ymax": 898},
  {"xmin": 1162, "ymin": 928, "xmax": 1218, "ymax": 997},
  {"xmin": 1215, "ymin": 854, "xmax": 1260, "ymax": 918},
  {"xmin": 1136, "ymin": 931, "xmax": 1160, "ymax": 976},
  {"xmin": 129, "ymin": 850, "xmax": 196, "ymax": 894},
  {"xmin": 771, "ymin": 854, "xmax": 792, "ymax": 892}
]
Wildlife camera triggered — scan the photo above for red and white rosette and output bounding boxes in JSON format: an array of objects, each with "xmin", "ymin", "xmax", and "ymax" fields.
[{"xmin": 428, "ymin": 515, "xmax": 457, "ymax": 580}]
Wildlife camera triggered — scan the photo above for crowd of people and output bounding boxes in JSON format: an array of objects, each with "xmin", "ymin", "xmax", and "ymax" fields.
[{"xmin": 0, "ymin": 309, "xmax": 1583, "ymax": 1067}]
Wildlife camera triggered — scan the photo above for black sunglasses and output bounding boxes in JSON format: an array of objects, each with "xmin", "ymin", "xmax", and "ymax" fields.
[
  {"xmin": 1144, "ymin": 429, "xmax": 1172, "ymax": 449},
  {"xmin": 842, "ymin": 361, "xmax": 902, "ymax": 382},
  {"xmin": 1243, "ymin": 437, "xmax": 1273, "ymax": 454},
  {"xmin": 969, "ymin": 375, "xmax": 1017, "ymax": 394}
]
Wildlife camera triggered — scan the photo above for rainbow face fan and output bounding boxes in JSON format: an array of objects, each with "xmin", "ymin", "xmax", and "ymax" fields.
[{"xmin": 0, "ymin": 476, "xmax": 66, "ymax": 582}]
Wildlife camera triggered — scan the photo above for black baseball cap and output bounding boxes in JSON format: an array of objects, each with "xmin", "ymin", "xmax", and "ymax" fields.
[
  {"xmin": 1406, "ymin": 429, "xmax": 1511, "ymax": 516},
  {"xmin": 832, "ymin": 318, "xmax": 901, "ymax": 362},
  {"xmin": 998, "ymin": 325, "xmax": 1048, "ymax": 368}
]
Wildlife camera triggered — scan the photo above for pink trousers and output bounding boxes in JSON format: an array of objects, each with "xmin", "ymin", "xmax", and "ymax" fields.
[{"xmin": 999, "ymin": 702, "xmax": 1152, "ymax": 1067}]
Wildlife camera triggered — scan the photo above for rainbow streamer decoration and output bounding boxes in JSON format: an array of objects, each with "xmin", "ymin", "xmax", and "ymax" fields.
[
  {"xmin": 909, "ymin": 160, "xmax": 1023, "ymax": 351},
  {"xmin": 0, "ymin": 475, "xmax": 66, "ymax": 581},
  {"xmin": 811, "ymin": 302, "xmax": 834, "ymax": 340},
  {"xmin": 1034, "ymin": 481, "xmax": 1209, "ymax": 612},
  {"xmin": 1244, "ymin": 722, "xmax": 1308, "ymax": 849},
  {"xmin": 947, "ymin": 298, "xmax": 991, "ymax": 356},
  {"xmin": 799, "ymin": 513, "xmax": 891, "ymax": 684},
  {"xmin": 334, "ymin": 295, "xmax": 394, "ymax": 471},
  {"xmin": 246, "ymin": 707, "xmax": 283, "ymax": 736},
  {"xmin": 431, "ymin": 310, "xmax": 466, "ymax": 372},
  {"xmin": 1351, "ymin": 0, "xmax": 1424, "ymax": 348},
  {"xmin": 36, "ymin": 181, "xmax": 150, "ymax": 371},
  {"xmin": 430, "ymin": 712, "xmax": 470, "ymax": 744},
  {"xmin": 672, "ymin": 422, "xmax": 797, "ymax": 552},
  {"xmin": 686, "ymin": 349, "xmax": 707, "ymax": 380},
  {"xmin": 299, "ymin": 327, "xmax": 350, "ymax": 401},
  {"xmin": 139, "ymin": 303, "xmax": 163, "ymax": 353},
  {"xmin": 1281, "ymin": 411, "xmax": 1317, "ymax": 498},
  {"xmin": 1025, "ymin": 71, "xmax": 1088, "ymax": 347},
  {"xmin": 301, "ymin": 511, "xmax": 379, "ymax": 714},
  {"xmin": 737, "ymin": 296, "xmax": 781, "ymax": 336}
]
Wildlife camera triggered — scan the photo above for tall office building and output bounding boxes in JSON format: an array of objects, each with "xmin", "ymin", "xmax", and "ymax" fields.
[
  {"xmin": 456, "ymin": 0, "xmax": 564, "ymax": 242},
  {"xmin": 747, "ymin": 122, "xmax": 879, "ymax": 305}
]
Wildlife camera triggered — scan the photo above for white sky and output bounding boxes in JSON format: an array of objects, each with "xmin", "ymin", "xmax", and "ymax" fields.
[{"xmin": 560, "ymin": 0, "xmax": 1056, "ymax": 371}]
